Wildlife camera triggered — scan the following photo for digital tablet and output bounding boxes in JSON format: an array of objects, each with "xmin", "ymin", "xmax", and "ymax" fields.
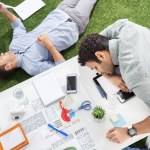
[{"xmin": 93, "ymin": 75, "xmax": 135, "ymax": 103}]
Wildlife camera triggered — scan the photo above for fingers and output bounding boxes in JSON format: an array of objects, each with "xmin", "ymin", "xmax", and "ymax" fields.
[
  {"xmin": 106, "ymin": 128, "xmax": 120, "ymax": 144},
  {"xmin": 109, "ymin": 136, "xmax": 120, "ymax": 143},
  {"xmin": 119, "ymin": 82, "xmax": 129, "ymax": 92},
  {"xmin": 106, "ymin": 128, "xmax": 116, "ymax": 139},
  {"xmin": 107, "ymin": 127, "xmax": 116, "ymax": 134},
  {"xmin": 37, "ymin": 35, "xmax": 45, "ymax": 44}
]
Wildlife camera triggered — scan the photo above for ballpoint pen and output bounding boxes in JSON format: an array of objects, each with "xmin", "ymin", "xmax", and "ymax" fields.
[{"xmin": 47, "ymin": 123, "xmax": 69, "ymax": 137}]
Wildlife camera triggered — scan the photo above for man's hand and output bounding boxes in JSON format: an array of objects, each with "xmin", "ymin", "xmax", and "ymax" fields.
[
  {"xmin": 37, "ymin": 34, "xmax": 64, "ymax": 62},
  {"xmin": 37, "ymin": 34, "xmax": 53, "ymax": 48},
  {"xmin": 106, "ymin": 127, "xmax": 130, "ymax": 143},
  {"xmin": 0, "ymin": 4, "xmax": 7, "ymax": 13},
  {"xmin": 0, "ymin": 3, "xmax": 17, "ymax": 23},
  {"xmin": 104, "ymin": 74, "xmax": 130, "ymax": 92}
]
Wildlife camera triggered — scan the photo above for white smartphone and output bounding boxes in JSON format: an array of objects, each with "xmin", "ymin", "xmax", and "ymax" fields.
[{"xmin": 66, "ymin": 73, "xmax": 77, "ymax": 94}]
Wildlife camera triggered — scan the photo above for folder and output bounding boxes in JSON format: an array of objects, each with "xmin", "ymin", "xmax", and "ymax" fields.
[
  {"xmin": 1, "ymin": 0, "xmax": 46, "ymax": 20},
  {"xmin": 32, "ymin": 72, "xmax": 65, "ymax": 106},
  {"xmin": 13, "ymin": 0, "xmax": 46, "ymax": 20},
  {"xmin": 0, "ymin": 123, "xmax": 29, "ymax": 150}
]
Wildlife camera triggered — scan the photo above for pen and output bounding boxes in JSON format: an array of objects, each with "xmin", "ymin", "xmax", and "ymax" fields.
[{"xmin": 47, "ymin": 123, "xmax": 68, "ymax": 137}]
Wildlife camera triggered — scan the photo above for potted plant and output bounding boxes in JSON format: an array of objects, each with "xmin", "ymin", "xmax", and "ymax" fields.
[{"xmin": 92, "ymin": 106, "xmax": 105, "ymax": 122}]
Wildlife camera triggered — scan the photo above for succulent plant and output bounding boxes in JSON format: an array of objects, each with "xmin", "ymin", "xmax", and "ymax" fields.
[{"xmin": 92, "ymin": 106, "xmax": 105, "ymax": 119}]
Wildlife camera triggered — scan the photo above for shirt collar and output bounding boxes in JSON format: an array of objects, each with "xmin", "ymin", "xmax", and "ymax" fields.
[
  {"xmin": 16, "ymin": 54, "xmax": 23, "ymax": 68},
  {"xmin": 109, "ymin": 39, "xmax": 119, "ymax": 65}
]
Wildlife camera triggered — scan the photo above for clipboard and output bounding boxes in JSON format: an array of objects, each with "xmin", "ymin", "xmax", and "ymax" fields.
[{"xmin": 0, "ymin": 123, "xmax": 29, "ymax": 150}]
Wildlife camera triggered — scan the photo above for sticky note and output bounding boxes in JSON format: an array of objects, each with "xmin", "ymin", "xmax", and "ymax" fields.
[
  {"xmin": 110, "ymin": 114, "xmax": 119, "ymax": 123},
  {"xmin": 110, "ymin": 113, "xmax": 126, "ymax": 127}
]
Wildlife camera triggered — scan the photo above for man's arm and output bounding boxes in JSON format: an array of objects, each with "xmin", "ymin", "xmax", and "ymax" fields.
[
  {"xmin": 37, "ymin": 34, "xmax": 65, "ymax": 62},
  {"xmin": 133, "ymin": 116, "xmax": 150, "ymax": 134},
  {"xmin": 106, "ymin": 116, "xmax": 150, "ymax": 143},
  {"xmin": 100, "ymin": 19, "xmax": 128, "ymax": 38},
  {"xmin": 0, "ymin": 4, "xmax": 18, "ymax": 23}
]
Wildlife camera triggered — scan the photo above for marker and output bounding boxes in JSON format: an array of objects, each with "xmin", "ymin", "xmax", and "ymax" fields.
[{"xmin": 48, "ymin": 123, "xmax": 68, "ymax": 137}]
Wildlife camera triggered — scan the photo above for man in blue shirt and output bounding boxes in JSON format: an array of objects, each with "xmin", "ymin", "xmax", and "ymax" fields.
[{"xmin": 0, "ymin": 0, "xmax": 97, "ymax": 76}]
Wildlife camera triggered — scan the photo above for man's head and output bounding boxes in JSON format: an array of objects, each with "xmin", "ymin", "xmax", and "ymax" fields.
[
  {"xmin": 0, "ymin": 51, "xmax": 18, "ymax": 78},
  {"xmin": 78, "ymin": 33, "xmax": 115, "ymax": 75}
]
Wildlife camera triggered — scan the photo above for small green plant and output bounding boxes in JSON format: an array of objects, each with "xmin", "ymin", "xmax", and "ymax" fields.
[{"xmin": 92, "ymin": 106, "xmax": 105, "ymax": 119}]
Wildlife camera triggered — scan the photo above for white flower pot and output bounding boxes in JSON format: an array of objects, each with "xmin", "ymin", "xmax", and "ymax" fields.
[{"xmin": 93, "ymin": 116, "xmax": 105, "ymax": 122}]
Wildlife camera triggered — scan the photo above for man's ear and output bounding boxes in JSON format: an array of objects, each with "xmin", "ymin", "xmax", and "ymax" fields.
[
  {"xmin": 4, "ymin": 64, "xmax": 12, "ymax": 71},
  {"xmin": 95, "ymin": 51, "xmax": 105, "ymax": 61}
]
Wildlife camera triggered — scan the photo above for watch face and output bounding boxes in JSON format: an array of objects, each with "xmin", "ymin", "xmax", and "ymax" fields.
[{"xmin": 128, "ymin": 128, "xmax": 137, "ymax": 137}]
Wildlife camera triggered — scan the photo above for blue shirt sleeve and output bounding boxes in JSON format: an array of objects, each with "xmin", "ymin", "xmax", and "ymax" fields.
[
  {"xmin": 27, "ymin": 60, "xmax": 65, "ymax": 76},
  {"xmin": 11, "ymin": 19, "xmax": 27, "ymax": 38},
  {"xmin": 39, "ymin": 60, "xmax": 65, "ymax": 74}
]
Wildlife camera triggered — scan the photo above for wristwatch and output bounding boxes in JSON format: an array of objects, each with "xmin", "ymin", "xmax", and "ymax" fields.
[{"xmin": 128, "ymin": 125, "xmax": 137, "ymax": 137}]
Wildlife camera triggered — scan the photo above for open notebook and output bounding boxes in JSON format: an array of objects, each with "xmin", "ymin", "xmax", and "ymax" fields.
[
  {"xmin": 33, "ymin": 73, "xmax": 65, "ymax": 106},
  {"xmin": 1, "ymin": 0, "xmax": 46, "ymax": 20}
]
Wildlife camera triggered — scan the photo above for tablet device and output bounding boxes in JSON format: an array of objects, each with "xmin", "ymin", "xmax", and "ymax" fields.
[
  {"xmin": 93, "ymin": 75, "xmax": 135, "ymax": 103},
  {"xmin": 93, "ymin": 75, "xmax": 107, "ymax": 99}
]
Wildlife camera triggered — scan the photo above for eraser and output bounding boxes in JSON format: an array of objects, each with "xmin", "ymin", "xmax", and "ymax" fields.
[{"xmin": 110, "ymin": 114, "xmax": 119, "ymax": 123}]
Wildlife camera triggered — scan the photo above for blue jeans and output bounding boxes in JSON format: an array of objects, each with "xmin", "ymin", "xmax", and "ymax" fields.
[{"xmin": 122, "ymin": 147, "xmax": 148, "ymax": 150}]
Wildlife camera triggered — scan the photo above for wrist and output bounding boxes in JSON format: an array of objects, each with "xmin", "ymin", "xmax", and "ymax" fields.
[
  {"xmin": 132, "ymin": 124, "xmax": 143, "ymax": 135},
  {"xmin": 128, "ymin": 125, "xmax": 137, "ymax": 137},
  {"xmin": 103, "ymin": 74, "xmax": 115, "ymax": 79}
]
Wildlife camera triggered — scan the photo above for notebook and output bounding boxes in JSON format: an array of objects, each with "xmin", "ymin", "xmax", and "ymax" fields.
[
  {"xmin": 1, "ymin": 0, "xmax": 46, "ymax": 20},
  {"xmin": 33, "ymin": 73, "xmax": 65, "ymax": 106},
  {"xmin": 0, "ymin": 123, "xmax": 28, "ymax": 150}
]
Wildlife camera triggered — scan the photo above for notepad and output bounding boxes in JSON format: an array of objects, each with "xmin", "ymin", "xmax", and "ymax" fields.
[
  {"xmin": 0, "ymin": 124, "xmax": 28, "ymax": 150},
  {"xmin": 3, "ymin": 0, "xmax": 46, "ymax": 20},
  {"xmin": 33, "ymin": 73, "xmax": 65, "ymax": 106},
  {"xmin": 110, "ymin": 114, "xmax": 126, "ymax": 127}
]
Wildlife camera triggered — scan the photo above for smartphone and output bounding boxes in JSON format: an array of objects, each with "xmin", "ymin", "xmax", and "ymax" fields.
[
  {"xmin": 66, "ymin": 73, "xmax": 77, "ymax": 94},
  {"xmin": 117, "ymin": 90, "xmax": 135, "ymax": 103}
]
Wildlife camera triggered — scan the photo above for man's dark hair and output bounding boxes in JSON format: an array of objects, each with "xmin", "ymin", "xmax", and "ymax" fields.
[
  {"xmin": 0, "ymin": 68, "xmax": 16, "ymax": 79},
  {"xmin": 78, "ymin": 33, "xmax": 109, "ymax": 66}
]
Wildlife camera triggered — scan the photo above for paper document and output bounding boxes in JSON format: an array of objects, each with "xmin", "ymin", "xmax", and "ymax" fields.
[
  {"xmin": 0, "ymin": 127, "xmax": 25, "ymax": 150},
  {"xmin": 1, "ymin": 0, "xmax": 46, "ymax": 20},
  {"xmin": 33, "ymin": 73, "xmax": 65, "ymax": 106}
]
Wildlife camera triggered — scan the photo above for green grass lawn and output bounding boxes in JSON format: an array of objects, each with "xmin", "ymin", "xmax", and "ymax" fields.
[{"xmin": 0, "ymin": 0, "xmax": 149, "ymax": 147}]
